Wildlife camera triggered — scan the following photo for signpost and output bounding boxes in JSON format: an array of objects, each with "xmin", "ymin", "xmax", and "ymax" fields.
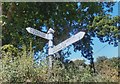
[
  {"xmin": 26, "ymin": 27, "xmax": 85, "ymax": 71},
  {"xmin": 47, "ymin": 28, "xmax": 54, "ymax": 71}
]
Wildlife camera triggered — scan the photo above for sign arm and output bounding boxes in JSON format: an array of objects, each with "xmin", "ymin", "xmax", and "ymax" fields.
[
  {"xmin": 26, "ymin": 27, "xmax": 48, "ymax": 40},
  {"xmin": 53, "ymin": 31, "xmax": 85, "ymax": 54}
]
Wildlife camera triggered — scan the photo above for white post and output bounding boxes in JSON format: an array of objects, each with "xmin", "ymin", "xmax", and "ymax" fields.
[{"xmin": 47, "ymin": 28, "xmax": 54, "ymax": 70}]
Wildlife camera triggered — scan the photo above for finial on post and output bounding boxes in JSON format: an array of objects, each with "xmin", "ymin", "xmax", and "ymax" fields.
[{"xmin": 47, "ymin": 28, "xmax": 55, "ymax": 34}]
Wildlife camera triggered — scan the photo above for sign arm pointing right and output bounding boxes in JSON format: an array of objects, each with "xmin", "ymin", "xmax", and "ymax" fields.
[{"xmin": 53, "ymin": 31, "xmax": 85, "ymax": 54}]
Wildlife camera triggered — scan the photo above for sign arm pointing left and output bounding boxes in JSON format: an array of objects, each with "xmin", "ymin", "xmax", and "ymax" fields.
[{"xmin": 26, "ymin": 27, "xmax": 48, "ymax": 40}]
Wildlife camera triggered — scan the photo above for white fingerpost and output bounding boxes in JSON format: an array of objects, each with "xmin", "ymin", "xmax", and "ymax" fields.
[
  {"xmin": 47, "ymin": 28, "xmax": 55, "ymax": 69},
  {"xmin": 26, "ymin": 27, "xmax": 85, "ymax": 70}
]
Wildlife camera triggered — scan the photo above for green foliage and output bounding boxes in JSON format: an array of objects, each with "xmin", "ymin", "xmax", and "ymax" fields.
[
  {"xmin": 73, "ymin": 59, "xmax": 86, "ymax": 67},
  {"xmin": 1, "ymin": 44, "xmax": 18, "ymax": 58},
  {"xmin": 1, "ymin": 2, "xmax": 119, "ymax": 60},
  {"xmin": 0, "ymin": 44, "xmax": 48, "ymax": 83},
  {"xmin": 95, "ymin": 56, "xmax": 119, "ymax": 82},
  {"xmin": 96, "ymin": 56, "xmax": 108, "ymax": 63},
  {"xmin": 0, "ymin": 45, "xmax": 119, "ymax": 82},
  {"xmin": 89, "ymin": 15, "xmax": 119, "ymax": 46}
]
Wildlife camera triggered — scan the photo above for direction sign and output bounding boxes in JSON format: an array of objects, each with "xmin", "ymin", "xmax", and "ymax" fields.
[
  {"xmin": 53, "ymin": 31, "xmax": 85, "ymax": 54},
  {"xmin": 26, "ymin": 27, "xmax": 85, "ymax": 71},
  {"xmin": 26, "ymin": 27, "xmax": 48, "ymax": 40}
]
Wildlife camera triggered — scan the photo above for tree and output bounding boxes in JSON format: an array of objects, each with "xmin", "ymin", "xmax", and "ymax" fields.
[
  {"xmin": 94, "ymin": 56, "xmax": 119, "ymax": 82},
  {"xmin": 1, "ymin": 2, "xmax": 119, "ymax": 65},
  {"xmin": 96, "ymin": 56, "xmax": 108, "ymax": 63},
  {"xmin": 73, "ymin": 59, "xmax": 86, "ymax": 68}
]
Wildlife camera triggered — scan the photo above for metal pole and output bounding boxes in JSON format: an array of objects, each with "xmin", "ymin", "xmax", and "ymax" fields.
[{"xmin": 47, "ymin": 28, "xmax": 54, "ymax": 71}]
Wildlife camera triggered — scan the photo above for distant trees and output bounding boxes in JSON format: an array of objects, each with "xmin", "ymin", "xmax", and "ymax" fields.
[{"xmin": 95, "ymin": 56, "xmax": 119, "ymax": 82}]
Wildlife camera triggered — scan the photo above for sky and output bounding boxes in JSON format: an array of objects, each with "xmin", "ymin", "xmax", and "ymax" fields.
[{"xmin": 68, "ymin": 2, "xmax": 118, "ymax": 63}]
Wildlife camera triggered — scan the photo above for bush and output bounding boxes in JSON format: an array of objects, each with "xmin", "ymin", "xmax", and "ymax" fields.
[
  {"xmin": 0, "ymin": 45, "xmax": 118, "ymax": 83},
  {"xmin": 0, "ymin": 44, "xmax": 48, "ymax": 83}
]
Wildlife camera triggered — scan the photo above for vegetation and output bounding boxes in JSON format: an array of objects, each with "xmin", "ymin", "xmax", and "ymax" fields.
[
  {"xmin": 0, "ymin": 44, "xmax": 119, "ymax": 83},
  {"xmin": 1, "ymin": 2, "xmax": 119, "ymax": 83},
  {"xmin": 1, "ymin": 2, "xmax": 119, "ymax": 60}
]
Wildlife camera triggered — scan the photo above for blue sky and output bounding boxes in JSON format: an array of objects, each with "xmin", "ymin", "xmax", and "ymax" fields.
[{"xmin": 68, "ymin": 2, "xmax": 118, "ymax": 62}]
